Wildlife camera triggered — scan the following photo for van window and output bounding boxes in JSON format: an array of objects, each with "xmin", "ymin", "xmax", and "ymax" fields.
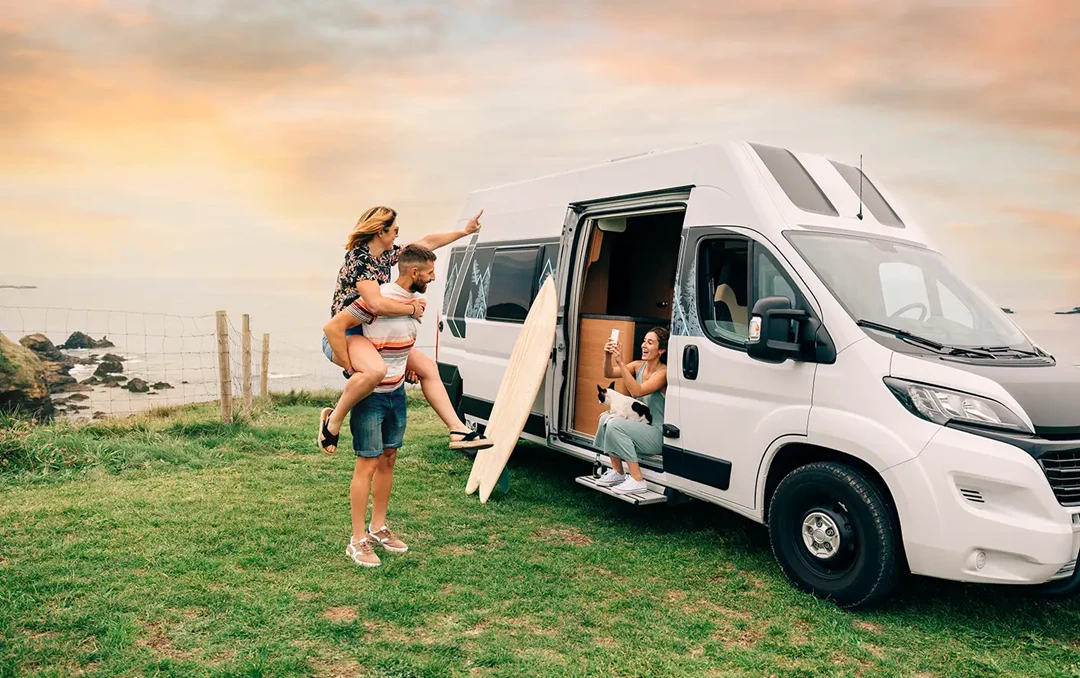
[
  {"xmin": 538, "ymin": 243, "xmax": 559, "ymax": 289},
  {"xmin": 937, "ymin": 280, "xmax": 975, "ymax": 329},
  {"xmin": 829, "ymin": 160, "xmax": 904, "ymax": 228},
  {"xmin": 879, "ymin": 262, "xmax": 929, "ymax": 320},
  {"xmin": 442, "ymin": 249, "xmax": 466, "ymax": 316},
  {"xmin": 750, "ymin": 143, "xmax": 839, "ymax": 218},
  {"xmin": 696, "ymin": 237, "xmax": 750, "ymax": 346},
  {"xmin": 451, "ymin": 247, "xmax": 495, "ymax": 321},
  {"xmin": 486, "ymin": 247, "xmax": 539, "ymax": 322}
]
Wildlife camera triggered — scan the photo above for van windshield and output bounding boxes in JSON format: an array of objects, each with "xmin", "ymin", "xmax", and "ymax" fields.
[{"xmin": 786, "ymin": 231, "xmax": 1033, "ymax": 352}]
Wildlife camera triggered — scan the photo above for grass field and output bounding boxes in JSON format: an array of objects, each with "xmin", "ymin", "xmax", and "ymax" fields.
[{"xmin": 2, "ymin": 392, "xmax": 1080, "ymax": 677}]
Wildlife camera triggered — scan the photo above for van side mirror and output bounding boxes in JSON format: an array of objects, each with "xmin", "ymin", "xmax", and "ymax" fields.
[{"xmin": 747, "ymin": 296, "xmax": 809, "ymax": 363}]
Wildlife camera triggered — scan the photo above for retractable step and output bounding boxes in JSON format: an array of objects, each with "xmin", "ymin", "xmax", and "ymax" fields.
[{"xmin": 575, "ymin": 475, "xmax": 668, "ymax": 505}]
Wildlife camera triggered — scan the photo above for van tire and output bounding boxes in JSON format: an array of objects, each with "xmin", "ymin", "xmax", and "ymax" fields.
[{"xmin": 767, "ymin": 461, "xmax": 898, "ymax": 609}]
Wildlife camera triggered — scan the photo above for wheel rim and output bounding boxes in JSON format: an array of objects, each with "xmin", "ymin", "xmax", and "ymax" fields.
[
  {"xmin": 801, "ymin": 511, "xmax": 842, "ymax": 559},
  {"xmin": 792, "ymin": 501, "xmax": 858, "ymax": 579}
]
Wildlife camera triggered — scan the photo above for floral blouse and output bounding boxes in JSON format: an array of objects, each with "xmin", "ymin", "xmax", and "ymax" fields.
[{"xmin": 330, "ymin": 243, "xmax": 402, "ymax": 317}]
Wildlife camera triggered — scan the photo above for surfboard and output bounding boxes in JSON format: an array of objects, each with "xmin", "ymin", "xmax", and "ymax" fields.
[{"xmin": 466, "ymin": 275, "xmax": 558, "ymax": 503}]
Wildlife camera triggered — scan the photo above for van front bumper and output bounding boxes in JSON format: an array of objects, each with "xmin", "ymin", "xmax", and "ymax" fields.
[{"xmin": 883, "ymin": 426, "xmax": 1080, "ymax": 585}]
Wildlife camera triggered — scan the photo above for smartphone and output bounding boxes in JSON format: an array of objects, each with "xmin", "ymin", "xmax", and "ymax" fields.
[{"xmin": 609, "ymin": 328, "xmax": 620, "ymax": 342}]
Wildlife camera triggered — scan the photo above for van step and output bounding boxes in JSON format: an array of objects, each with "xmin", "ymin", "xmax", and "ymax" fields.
[{"xmin": 574, "ymin": 475, "xmax": 668, "ymax": 505}]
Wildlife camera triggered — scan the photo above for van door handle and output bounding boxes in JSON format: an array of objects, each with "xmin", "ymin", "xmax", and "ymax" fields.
[{"xmin": 683, "ymin": 344, "xmax": 699, "ymax": 380}]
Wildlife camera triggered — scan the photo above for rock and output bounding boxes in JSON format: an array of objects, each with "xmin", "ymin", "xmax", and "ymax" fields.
[
  {"xmin": 67, "ymin": 393, "xmax": 90, "ymax": 401},
  {"xmin": 1054, "ymin": 307, "xmax": 1080, "ymax": 315},
  {"xmin": 56, "ymin": 381, "xmax": 93, "ymax": 393},
  {"xmin": 92, "ymin": 411, "xmax": 107, "ymax": 420},
  {"xmin": 81, "ymin": 376, "xmax": 102, "ymax": 386},
  {"xmin": 101, "ymin": 353, "xmax": 124, "ymax": 363},
  {"xmin": 124, "ymin": 378, "xmax": 150, "ymax": 393},
  {"xmin": 19, "ymin": 334, "xmax": 65, "ymax": 362},
  {"xmin": 181, "ymin": 380, "xmax": 189, "ymax": 384},
  {"xmin": 0, "ymin": 333, "xmax": 54, "ymax": 420},
  {"xmin": 61, "ymin": 332, "xmax": 115, "ymax": 349},
  {"xmin": 151, "ymin": 382, "xmax": 173, "ymax": 390},
  {"xmin": 94, "ymin": 359, "xmax": 123, "ymax": 377},
  {"xmin": 101, "ymin": 375, "xmax": 127, "ymax": 388},
  {"xmin": 73, "ymin": 355, "xmax": 100, "ymax": 366}
]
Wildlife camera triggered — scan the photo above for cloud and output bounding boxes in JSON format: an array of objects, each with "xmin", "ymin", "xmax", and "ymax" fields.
[{"xmin": 560, "ymin": 0, "xmax": 1080, "ymax": 144}]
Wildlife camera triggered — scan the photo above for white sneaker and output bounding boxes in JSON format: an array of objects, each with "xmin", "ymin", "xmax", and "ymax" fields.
[
  {"xmin": 594, "ymin": 469, "xmax": 626, "ymax": 487},
  {"xmin": 612, "ymin": 476, "xmax": 648, "ymax": 494}
]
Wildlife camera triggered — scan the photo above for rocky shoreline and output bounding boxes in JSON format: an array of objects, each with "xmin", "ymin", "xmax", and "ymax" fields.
[{"xmin": 1, "ymin": 332, "xmax": 174, "ymax": 421}]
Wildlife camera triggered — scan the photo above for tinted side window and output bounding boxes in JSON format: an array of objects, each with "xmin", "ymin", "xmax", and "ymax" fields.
[
  {"xmin": 829, "ymin": 161, "xmax": 904, "ymax": 228},
  {"xmin": 750, "ymin": 143, "xmax": 839, "ymax": 217},
  {"xmin": 486, "ymin": 248, "xmax": 539, "ymax": 322},
  {"xmin": 538, "ymin": 243, "xmax": 559, "ymax": 289},
  {"xmin": 696, "ymin": 237, "xmax": 751, "ymax": 347},
  {"xmin": 442, "ymin": 249, "xmax": 466, "ymax": 315},
  {"xmin": 452, "ymin": 247, "xmax": 494, "ymax": 320}
]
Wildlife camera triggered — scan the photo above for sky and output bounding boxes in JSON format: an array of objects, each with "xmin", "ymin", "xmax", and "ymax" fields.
[{"xmin": 1, "ymin": 0, "xmax": 1078, "ymax": 312}]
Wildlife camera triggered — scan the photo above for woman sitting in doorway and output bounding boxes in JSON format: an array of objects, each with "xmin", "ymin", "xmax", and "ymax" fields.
[{"xmin": 594, "ymin": 327, "xmax": 669, "ymax": 494}]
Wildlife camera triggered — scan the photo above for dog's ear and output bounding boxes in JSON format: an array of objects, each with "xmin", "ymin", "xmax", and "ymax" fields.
[
  {"xmin": 597, "ymin": 383, "xmax": 603, "ymax": 393},
  {"xmin": 631, "ymin": 400, "xmax": 652, "ymax": 424},
  {"xmin": 608, "ymin": 381, "xmax": 616, "ymax": 390}
]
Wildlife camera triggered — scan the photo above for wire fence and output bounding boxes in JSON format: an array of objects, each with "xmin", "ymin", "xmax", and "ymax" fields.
[{"xmin": 0, "ymin": 306, "xmax": 433, "ymax": 423}]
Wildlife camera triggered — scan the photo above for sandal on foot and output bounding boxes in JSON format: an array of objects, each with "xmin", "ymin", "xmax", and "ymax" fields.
[
  {"xmin": 449, "ymin": 430, "xmax": 493, "ymax": 450},
  {"xmin": 317, "ymin": 407, "xmax": 339, "ymax": 454}
]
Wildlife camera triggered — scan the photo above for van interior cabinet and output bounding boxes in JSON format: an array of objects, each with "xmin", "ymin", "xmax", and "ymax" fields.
[{"xmin": 572, "ymin": 315, "xmax": 666, "ymax": 437}]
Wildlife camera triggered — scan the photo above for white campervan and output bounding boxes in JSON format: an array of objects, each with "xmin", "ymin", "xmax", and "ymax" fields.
[{"xmin": 432, "ymin": 141, "xmax": 1080, "ymax": 608}]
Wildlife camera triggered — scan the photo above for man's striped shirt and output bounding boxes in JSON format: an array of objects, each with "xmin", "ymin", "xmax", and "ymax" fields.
[{"xmin": 346, "ymin": 282, "xmax": 424, "ymax": 393}]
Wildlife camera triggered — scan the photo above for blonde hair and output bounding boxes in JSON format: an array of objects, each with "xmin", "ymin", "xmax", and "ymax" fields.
[{"xmin": 345, "ymin": 206, "xmax": 397, "ymax": 250}]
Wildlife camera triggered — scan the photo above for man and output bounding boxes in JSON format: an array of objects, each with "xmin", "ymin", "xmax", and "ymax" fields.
[{"xmin": 324, "ymin": 244, "xmax": 436, "ymax": 567}]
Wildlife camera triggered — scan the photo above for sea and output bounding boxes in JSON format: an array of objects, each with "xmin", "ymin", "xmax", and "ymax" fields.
[{"xmin": 0, "ymin": 276, "xmax": 1076, "ymax": 421}]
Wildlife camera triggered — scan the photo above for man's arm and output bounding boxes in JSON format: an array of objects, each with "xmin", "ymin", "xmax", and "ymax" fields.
[
  {"xmin": 356, "ymin": 280, "xmax": 421, "ymax": 319},
  {"xmin": 410, "ymin": 210, "xmax": 483, "ymax": 251}
]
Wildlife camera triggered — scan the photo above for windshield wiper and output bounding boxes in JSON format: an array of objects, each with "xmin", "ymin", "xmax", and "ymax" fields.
[
  {"xmin": 970, "ymin": 345, "xmax": 1045, "ymax": 358},
  {"xmin": 855, "ymin": 320, "xmax": 997, "ymax": 359}
]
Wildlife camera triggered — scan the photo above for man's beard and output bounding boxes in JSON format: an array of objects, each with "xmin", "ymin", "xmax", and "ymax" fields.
[{"xmin": 409, "ymin": 280, "xmax": 428, "ymax": 293}]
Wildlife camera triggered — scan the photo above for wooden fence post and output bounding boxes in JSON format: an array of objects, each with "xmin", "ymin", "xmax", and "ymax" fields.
[
  {"xmin": 260, "ymin": 333, "xmax": 270, "ymax": 397},
  {"xmin": 242, "ymin": 314, "xmax": 252, "ymax": 417},
  {"xmin": 216, "ymin": 310, "xmax": 233, "ymax": 423}
]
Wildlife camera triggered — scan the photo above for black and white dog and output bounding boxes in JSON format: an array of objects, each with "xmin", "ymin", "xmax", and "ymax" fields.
[{"xmin": 596, "ymin": 382, "xmax": 653, "ymax": 425}]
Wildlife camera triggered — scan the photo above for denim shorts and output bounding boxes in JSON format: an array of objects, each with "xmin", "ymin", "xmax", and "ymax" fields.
[
  {"xmin": 322, "ymin": 325, "xmax": 364, "ymax": 363},
  {"xmin": 349, "ymin": 387, "xmax": 407, "ymax": 457}
]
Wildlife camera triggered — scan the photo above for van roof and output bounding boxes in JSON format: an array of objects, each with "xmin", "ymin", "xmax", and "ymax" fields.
[{"xmin": 459, "ymin": 141, "xmax": 931, "ymax": 246}]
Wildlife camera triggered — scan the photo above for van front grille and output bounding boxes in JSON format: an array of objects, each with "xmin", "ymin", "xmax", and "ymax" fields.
[{"xmin": 1038, "ymin": 448, "xmax": 1080, "ymax": 506}]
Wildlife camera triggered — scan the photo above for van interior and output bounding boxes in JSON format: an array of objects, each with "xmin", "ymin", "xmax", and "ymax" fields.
[{"xmin": 569, "ymin": 209, "xmax": 684, "ymax": 451}]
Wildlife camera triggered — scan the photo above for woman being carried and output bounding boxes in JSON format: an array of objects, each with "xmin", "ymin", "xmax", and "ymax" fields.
[
  {"xmin": 318, "ymin": 206, "xmax": 493, "ymax": 454},
  {"xmin": 593, "ymin": 327, "xmax": 669, "ymax": 494}
]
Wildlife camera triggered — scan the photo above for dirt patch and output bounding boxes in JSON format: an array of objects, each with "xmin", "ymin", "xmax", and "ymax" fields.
[
  {"xmin": 712, "ymin": 621, "xmax": 765, "ymax": 650},
  {"xmin": 852, "ymin": 620, "xmax": 883, "ymax": 634},
  {"xmin": 294, "ymin": 591, "xmax": 317, "ymax": 601},
  {"xmin": 464, "ymin": 620, "xmax": 489, "ymax": 637},
  {"xmin": 211, "ymin": 649, "xmax": 238, "ymax": 664},
  {"xmin": 321, "ymin": 607, "xmax": 358, "ymax": 623},
  {"xmin": 311, "ymin": 659, "xmax": 363, "ymax": 677},
  {"xmin": 681, "ymin": 600, "xmax": 752, "ymax": 621},
  {"xmin": 534, "ymin": 526, "xmax": 593, "ymax": 546},
  {"xmin": 665, "ymin": 590, "xmax": 686, "ymax": 602},
  {"xmin": 865, "ymin": 643, "xmax": 887, "ymax": 659},
  {"xmin": 441, "ymin": 545, "xmax": 475, "ymax": 557},
  {"xmin": 594, "ymin": 636, "xmax": 618, "ymax": 650},
  {"xmin": 139, "ymin": 621, "xmax": 192, "ymax": 661}
]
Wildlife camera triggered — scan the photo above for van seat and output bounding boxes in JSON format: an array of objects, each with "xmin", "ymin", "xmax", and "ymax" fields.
[{"xmin": 714, "ymin": 284, "xmax": 748, "ymax": 327}]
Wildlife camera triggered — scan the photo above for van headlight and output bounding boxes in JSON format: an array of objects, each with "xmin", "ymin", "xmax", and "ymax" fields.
[{"xmin": 884, "ymin": 378, "xmax": 1031, "ymax": 433}]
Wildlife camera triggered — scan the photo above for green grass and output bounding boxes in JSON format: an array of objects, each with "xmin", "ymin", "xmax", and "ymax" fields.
[{"xmin": 2, "ymin": 391, "xmax": 1080, "ymax": 677}]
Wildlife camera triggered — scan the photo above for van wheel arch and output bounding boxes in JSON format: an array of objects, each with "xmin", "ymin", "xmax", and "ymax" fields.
[{"xmin": 762, "ymin": 443, "xmax": 909, "ymax": 575}]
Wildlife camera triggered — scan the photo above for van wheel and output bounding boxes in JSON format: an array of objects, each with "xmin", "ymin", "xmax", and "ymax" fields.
[{"xmin": 767, "ymin": 461, "xmax": 898, "ymax": 609}]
